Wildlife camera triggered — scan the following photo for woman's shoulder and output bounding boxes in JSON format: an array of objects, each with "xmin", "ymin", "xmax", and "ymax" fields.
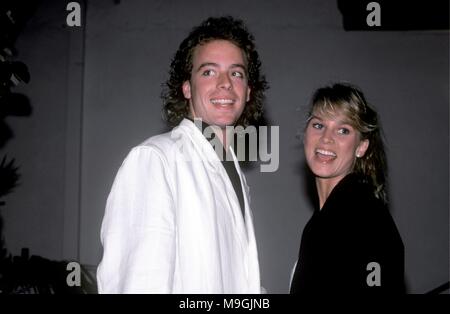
[
  {"xmin": 327, "ymin": 174, "xmax": 380, "ymax": 211},
  {"xmin": 326, "ymin": 174, "xmax": 397, "ymax": 227}
]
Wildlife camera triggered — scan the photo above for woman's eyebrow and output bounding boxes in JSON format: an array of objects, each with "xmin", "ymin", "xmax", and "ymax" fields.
[{"xmin": 310, "ymin": 115, "xmax": 322, "ymax": 121}]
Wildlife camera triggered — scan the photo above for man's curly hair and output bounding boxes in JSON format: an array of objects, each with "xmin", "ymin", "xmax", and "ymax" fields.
[{"xmin": 162, "ymin": 16, "xmax": 268, "ymax": 128}]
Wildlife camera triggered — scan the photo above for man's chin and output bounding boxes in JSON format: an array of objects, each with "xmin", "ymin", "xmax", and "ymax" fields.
[
  {"xmin": 209, "ymin": 119, "xmax": 238, "ymax": 129},
  {"xmin": 217, "ymin": 123, "xmax": 237, "ymax": 130}
]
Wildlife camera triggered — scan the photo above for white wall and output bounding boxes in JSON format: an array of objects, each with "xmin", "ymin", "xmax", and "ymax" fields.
[{"xmin": 2, "ymin": 0, "xmax": 448, "ymax": 293}]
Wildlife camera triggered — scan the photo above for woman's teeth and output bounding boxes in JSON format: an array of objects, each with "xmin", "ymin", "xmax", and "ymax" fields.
[{"xmin": 316, "ymin": 149, "xmax": 337, "ymax": 157}]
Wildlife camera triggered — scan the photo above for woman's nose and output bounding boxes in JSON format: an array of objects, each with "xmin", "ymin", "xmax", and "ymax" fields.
[{"xmin": 320, "ymin": 128, "xmax": 335, "ymax": 144}]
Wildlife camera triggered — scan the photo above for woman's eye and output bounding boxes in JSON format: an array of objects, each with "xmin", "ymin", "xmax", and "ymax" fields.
[
  {"xmin": 338, "ymin": 128, "xmax": 350, "ymax": 135},
  {"xmin": 202, "ymin": 69, "xmax": 215, "ymax": 76},
  {"xmin": 312, "ymin": 123, "xmax": 323, "ymax": 130}
]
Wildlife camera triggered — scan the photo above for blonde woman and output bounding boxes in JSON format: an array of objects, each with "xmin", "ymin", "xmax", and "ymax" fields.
[{"xmin": 290, "ymin": 83, "xmax": 405, "ymax": 293}]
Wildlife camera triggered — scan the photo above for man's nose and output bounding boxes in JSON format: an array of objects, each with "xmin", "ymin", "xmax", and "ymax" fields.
[{"xmin": 217, "ymin": 73, "xmax": 232, "ymax": 90}]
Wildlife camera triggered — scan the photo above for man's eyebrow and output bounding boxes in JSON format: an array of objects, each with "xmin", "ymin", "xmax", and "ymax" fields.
[
  {"xmin": 196, "ymin": 62, "xmax": 218, "ymax": 72},
  {"xmin": 195, "ymin": 62, "xmax": 247, "ymax": 72},
  {"xmin": 229, "ymin": 63, "xmax": 247, "ymax": 71}
]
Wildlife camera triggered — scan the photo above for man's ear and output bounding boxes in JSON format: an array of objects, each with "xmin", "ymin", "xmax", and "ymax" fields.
[
  {"xmin": 182, "ymin": 80, "xmax": 191, "ymax": 99},
  {"xmin": 246, "ymin": 86, "xmax": 251, "ymax": 102},
  {"xmin": 356, "ymin": 139, "xmax": 369, "ymax": 157}
]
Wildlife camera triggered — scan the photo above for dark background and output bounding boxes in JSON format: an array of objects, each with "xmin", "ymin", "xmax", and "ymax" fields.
[{"xmin": 1, "ymin": 0, "xmax": 448, "ymax": 293}]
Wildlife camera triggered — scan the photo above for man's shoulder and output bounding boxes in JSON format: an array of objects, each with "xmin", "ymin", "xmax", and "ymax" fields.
[
  {"xmin": 139, "ymin": 130, "xmax": 175, "ymax": 149},
  {"xmin": 126, "ymin": 131, "xmax": 175, "ymax": 159},
  {"xmin": 132, "ymin": 122, "xmax": 195, "ymax": 157}
]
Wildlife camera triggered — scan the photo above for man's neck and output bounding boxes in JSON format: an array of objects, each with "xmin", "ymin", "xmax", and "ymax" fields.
[
  {"xmin": 189, "ymin": 117, "xmax": 233, "ymax": 150},
  {"xmin": 211, "ymin": 125, "xmax": 233, "ymax": 149}
]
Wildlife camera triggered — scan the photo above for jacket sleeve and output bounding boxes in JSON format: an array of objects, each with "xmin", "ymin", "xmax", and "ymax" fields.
[
  {"xmin": 363, "ymin": 206, "xmax": 405, "ymax": 293},
  {"xmin": 97, "ymin": 146, "xmax": 176, "ymax": 293}
]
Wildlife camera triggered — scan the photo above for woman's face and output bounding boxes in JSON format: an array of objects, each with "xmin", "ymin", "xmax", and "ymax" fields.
[{"xmin": 304, "ymin": 109, "xmax": 369, "ymax": 184}]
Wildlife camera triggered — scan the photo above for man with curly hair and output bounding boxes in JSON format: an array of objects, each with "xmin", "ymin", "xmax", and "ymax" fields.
[{"xmin": 97, "ymin": 16, "xmax": 268, "ymax": 293}]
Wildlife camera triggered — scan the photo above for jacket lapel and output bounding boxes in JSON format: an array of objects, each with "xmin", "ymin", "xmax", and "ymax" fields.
[{"xmin": 176, "ymin": 119, "xmax": 249, "ymax": 246}]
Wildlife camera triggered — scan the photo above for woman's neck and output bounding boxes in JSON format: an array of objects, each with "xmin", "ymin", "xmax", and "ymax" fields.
[{"xmin": 315, "ymin": 175, "xmax": 346, "ymax": 209}]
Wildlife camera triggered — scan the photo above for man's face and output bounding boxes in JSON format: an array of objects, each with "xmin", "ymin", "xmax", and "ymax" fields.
[{"xmin": 182, "ymin": 40, "xmax": 251, "ymax": 129}]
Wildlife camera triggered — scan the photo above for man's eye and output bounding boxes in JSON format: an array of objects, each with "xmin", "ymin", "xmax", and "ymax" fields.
[
  {"xmin": 232, "ymin": 71, "xmax": 244, "ymax": 78},
  {"xmin": 312, "ymin": 123, "xmax": 323, "ymax": 130},
  {"xmin": 338, "ymin": 128, "xmax": 350, "ymax": 135},
  {"xmin": 202, "ymin": 69, "xmax": 215, "ymax": 76}
]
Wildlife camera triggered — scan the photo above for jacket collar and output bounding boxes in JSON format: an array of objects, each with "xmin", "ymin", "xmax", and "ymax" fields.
[
  {"xmin": 173, "ymin": 118, "xmax": 224, "ymax": 171},
  {"xmin": 176, "ymin": 119, "xmax": 252, "ymax": 239}
]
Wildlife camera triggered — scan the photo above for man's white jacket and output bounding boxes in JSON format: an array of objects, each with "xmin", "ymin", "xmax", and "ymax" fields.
[{"xmin": 97, "ymin": 119, "xmax": 261, "ymax": 293}]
